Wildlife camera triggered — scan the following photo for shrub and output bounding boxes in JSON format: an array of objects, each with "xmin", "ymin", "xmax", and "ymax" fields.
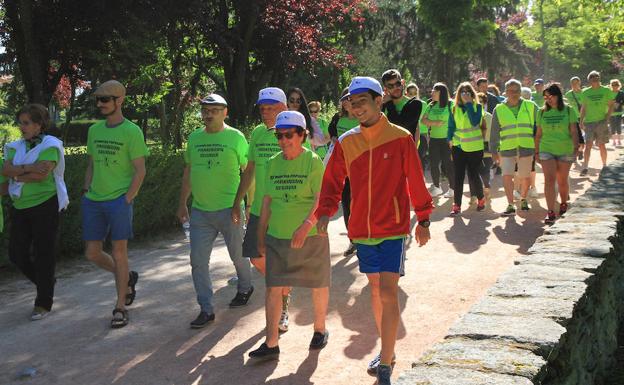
[{"xmin": 58, "ymin": 120, "xmax": 98, "ymax": 145}]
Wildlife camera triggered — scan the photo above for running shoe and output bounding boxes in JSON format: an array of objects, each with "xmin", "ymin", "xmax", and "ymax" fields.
[
  {"xmin": 450, "ymin": 204, "xmax": 461, "ymax": 216},
  {"xmin": 31, "ymin": 306, "xmax": 49, "ymax": 321},
  {"xmin": 501, "ymin": 204, "xmax": 516, "ymax": 217},
  {"xmin": 429, "ymin": 185, "xmax": 443, "ymax": 197},
  {"xmin": 513, "ymin": 190, "xmax": 521, "ymax": 200},
  {"xmin": 343, "ymin": 242, "xmax": 357, "ymax": 257},
  {"xmin": 476, "ymin": 198, "xmax": 486, "ymax": 211},
  {"xmin": 367, "ymin": 353, "xmax": 397, "ymax": 376},
  {"xmin": 520, "ymin": 199, "xmax": 530, "ymax": 211},
  {"xmin": 249, "ymin": 343, "xmax": 280, "ymax": 361},
  {"xmin": 443, "ymin": 188, "xmax": 454, "ymax": 198},
  {"xmin": 559, "ymin": 202, "xmax": 568, "ymax": 216},
  {"xmin": 544, "ymin": 210, "xmax": 556, "ymax": 225},
  {"xmin": 229, "ymin": 286, "xmax": 254, "ymax": 308},
  {"xmin": 528, "ymin": 187, "xmax": 538, "ymax": 198},
  {"xmin": 377, "ymin": 364, "xmax": 393, "ymax": 385},
  {"xmin": 580, "ymin": 168, "xmax": 588, "ymax": 176},
  {"xmin": 278, "ymin": 293, "xmax": 290, "ymax": 333}
]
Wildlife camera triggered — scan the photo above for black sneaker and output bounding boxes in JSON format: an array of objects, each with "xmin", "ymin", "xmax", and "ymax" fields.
[
  {"xmin": 309, "ymin": 330, "xmax": 329, "ymax": 350},
  {"xmin": 501, "ymin": 204, "xmax": 516, "ymax": 217},
  {"xmin": 229, "ymin": 286, "xmax": 254, "ymax": 308},
  {"xmin": 343, "ymin": 243, "xmax": 357, "ymax": 257},
  {"xmin": 249, "ymin": 343, "xmax": 280, "ymax": 361},
  {"xmin": 190, "ymin": 311, "xmax": 215, "ymax": 329},
  {"xmin": 580, "ymin": 168, "xmax": 588, "ymax": 176},
  {"xmin": 377, "ymin": 364, "xmax": 393, "ymax": 385},
  {"xmin": 520, "ymin": 199, "xmax": 529, "ymax": 211}
]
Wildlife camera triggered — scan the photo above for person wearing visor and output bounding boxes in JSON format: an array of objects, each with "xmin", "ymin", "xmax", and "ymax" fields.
[
  {"xmin": 316, "ymin": 77, "xmax": 433, "ymax": 385},
  {"xmin": 232, "ymin": 87, "xmax": 296, "ymax": 333},
  {"xmin": 81, "ymin": 80, "xmax": 149, "ymax": 328},
  {"xmin": 249, "ymin": 110, "xmax": 330, "ymax": 360},
  {"xmin": 177, "ymin": 94, "xmax": 253, "ymax": 329}
]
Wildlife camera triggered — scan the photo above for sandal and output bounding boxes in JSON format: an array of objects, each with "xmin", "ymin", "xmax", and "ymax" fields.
[
  {"xmin": 111, "ymin": 308, "xmax": 129, "ymax": 329},
  {"xmin": 125, "ymin": 271, "xmax": 139, "ymax": 306}
]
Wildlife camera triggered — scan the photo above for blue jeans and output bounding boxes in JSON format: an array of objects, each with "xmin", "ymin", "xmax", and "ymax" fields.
[{"xmin": 190, "ymin": 207, "xmax": 251, "ymax": 313}]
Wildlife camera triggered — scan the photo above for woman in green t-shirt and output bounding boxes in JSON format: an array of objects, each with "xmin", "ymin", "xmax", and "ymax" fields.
[
  {"xmin": 535, "ymin": 83, "xmax": 579, "ymax": 225},
  {"xmin": 250, "ymin": 110, "xmax": 330, "ymax": 361},
  {"xmin": 2, "ymin": 104, "xmax": 68, "ymax": 320}
]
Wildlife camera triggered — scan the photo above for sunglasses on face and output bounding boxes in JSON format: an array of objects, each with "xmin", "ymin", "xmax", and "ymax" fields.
[
  {"xmin": 96, "ymin": 96, "xmax": 118, "ymax": 103},
  {"xmin": 385, "ymin": 81, "xmax": 402, "ymax": 89},
  {"xmin": 201, "ymin": 107, "xmax": 225, "ymax": 114},
  {"xmin": 460, "ymin": 91, "xmax": 472, "ymax": 96},
  {"xmin": 288, "ymin": 98, "xmax": 301, "ymax": 104},
  {"xmin": 309, "ymin": 109, "xmax": 319, "ymax": 114},
  {"xmin": 275, "ymin": 131, "xmax": 298, "ymax": 140}
]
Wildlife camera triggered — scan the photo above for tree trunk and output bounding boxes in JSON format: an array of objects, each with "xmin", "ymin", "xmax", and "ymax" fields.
[
  {"xmin": 538, "ymin": 0, "xmax": 548, "ymax": 79},
  {"xmin": 62, "ymin": 78, "xmax": 76, "ymax": 143}
]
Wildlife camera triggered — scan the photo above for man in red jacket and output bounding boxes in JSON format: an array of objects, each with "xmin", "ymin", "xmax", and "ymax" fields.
[{"xmin": 316, "ymin": 76, "xmax": 433, "ymax": 385}]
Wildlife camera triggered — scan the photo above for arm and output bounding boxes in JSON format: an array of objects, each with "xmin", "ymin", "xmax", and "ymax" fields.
[
  {"xmin": 465, "ymin": 103, "xmax": 482, "ymax": 126},
  {"xmin": 176, "ymin": 165, "xmax": 191, "ymax": 223},
  {"xmin": 232, "ymin": 161, "xmax": 255, "ymax": 223},
  {"xmin": 83, "ymin": 156, "xmax": 94, "ymax": 192},
  {"xmin": 489, "ymin": 110, "xmax": 501, "ymax": 155},
  {"xmin": 2, "ymin": 160, "xmax": 53, "ymax": 178},
  {"xmin": 314, "ymin": 141, "xmax": 348, "ymax": 227},
  {"xmin": 257, "ymin": 194, "xmax": 271, "ymax": 257},
  {"xmin": 291, "ymin": 192, "xmax": 320, "ymax": 249},
  {"xmin": 579, "ymin": 103, "xmax": 586, "ymax": 128},
  {"xmin": 13, "ymin": 162, "xmax": 56, "ymax": 183},
  {"xmin": 421, "ymin": 111, "xmax": 442, "ymax": 127},
  {"xmin": 125, "ymin": 157, "xmax": 146, "ymax": 203},
  {"xmin": 606, "ymin": 99, "xmax": 615, "ymax": 121},
  {"xmin": 535, "ymin": 125, "xmax": 542, "ymax": 160},
  {"xmin": 403, "ymin": 136, "xmax": 433, "ymax": 246},
  {"xmin": 446, "ymin": 112, "xmax": 457, "ymax": 142}
]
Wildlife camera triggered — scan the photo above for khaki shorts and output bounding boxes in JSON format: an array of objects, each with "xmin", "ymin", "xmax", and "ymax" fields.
[
  {"xmin": 584, "ymin": 120, "xmax": 610, "ymax": 145},
  {"xmin": 501, "ymin": 155, "xmax": 533, "ymax": 178}
]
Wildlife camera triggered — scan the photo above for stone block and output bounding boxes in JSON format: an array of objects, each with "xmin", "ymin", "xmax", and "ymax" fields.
[{"xmin": 396, "ymin": 366, "xmax": 533, "ymax": 385}]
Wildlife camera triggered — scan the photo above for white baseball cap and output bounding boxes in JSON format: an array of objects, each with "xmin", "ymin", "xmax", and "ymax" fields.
[
  {"xmin": 346, "ymin": 76, "xmax": 383, "ymax": 98},
  {"xmin": 274, "ymin": 111, "xmax": 306, "ymax": 130},
  {"xmin": 200, "ymin": 93, "xmax": 227, "ymax": 106},
  {"xmin": 257, "ymin": 87, "xmax": 287, "ymax": 105}
]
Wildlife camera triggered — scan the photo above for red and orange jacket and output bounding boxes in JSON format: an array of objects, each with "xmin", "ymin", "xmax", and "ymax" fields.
[{"xmin": 315, "ymin": 114, "xmax": 433, "ymax": 240}]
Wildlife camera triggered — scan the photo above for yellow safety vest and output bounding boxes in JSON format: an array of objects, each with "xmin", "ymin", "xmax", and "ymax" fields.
[
  {"xmin": 496, "ymin": 100, "xmax": 535, "ymax": 151},
  {"xmin": 452, "ymin": 103, "xmax": 484, "ymax": 152}
]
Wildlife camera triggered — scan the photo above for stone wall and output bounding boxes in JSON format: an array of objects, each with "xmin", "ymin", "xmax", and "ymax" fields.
[{"xmin": 397, "ymin": 156, "xmax": 624, "ymax": 385}]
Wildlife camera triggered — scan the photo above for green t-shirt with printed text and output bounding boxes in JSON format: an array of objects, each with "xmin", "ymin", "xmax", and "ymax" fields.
[
  {"xmin": 582, "ymin": 86, "xmax": 616, "ymax": 123},
  {"xmin": 8, "ymin": 146, "xmax": 59, "ymax": 209},
  {"xmin": 427, "ymin": 101, "xmax": 453, "ymax": 139},
  {"xmin": 86, "ymin": 119, "xmax": 149, "ymax": 201},
  {"xmin": 265, "ymin": 148, "xmax": 323, "ymax": 239},
  {"xmin": 537, "ymin": 106, "xmax": 577, "ymax": 156},
  {"xmin": 184, "ymin": 126, "xmax": 248, "ymax": 212},
  {"xmin": 564, "ymin": 90, "xmax": 584, "ymax": 117}
]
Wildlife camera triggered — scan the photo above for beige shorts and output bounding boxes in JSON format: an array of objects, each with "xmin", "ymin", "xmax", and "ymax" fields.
[
  {"xmin": 584, "ymin": 120, "xmax": 610, "ymax": 145},
  {"xmin": 501, "ymin": 155, "xmax": 533, "ymax": 178}
]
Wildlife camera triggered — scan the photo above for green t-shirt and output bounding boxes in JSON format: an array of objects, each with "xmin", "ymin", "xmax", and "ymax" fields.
[
  {"xmin": 354, "ymin": 235, "xmax": 405, "ymax": 246},
  {"xmin": 86, "ymin": 119, "xmax": 150, "ymax": 201},
  {"xmin": 336, "ymin": 117, "xmax": 359, "ymax": 137},
  {"xmin": 582, "ymin": 86, "xmax": 616, "ymax": 123},
  {"xmin": 532, "ymin": 92, "xmax": 545, "ymax": 108},
  {"xmin": 265, "ymin": 148, "xmax": 324, "ymax": 239},
  {"xmin": 427, "ymin": 101, "xmax": 453, "ymax": 139},
  {"xmin": 564, "ymin": 90, "xmax": 584, "ymax": 117},
  {"xmin": 419, "ymin": 102, "xmax": 430, "ymax": 138},
  {"xmin": 394, "ymin": 97, "xmax": 409, "ymax": 114},
  {"xmin": 313, "ymin": 118, "xmax": 330, "ymax": 159},
  {"xmin": 537, "ymin": 106, "xmax": 577, "ymax": 156},
  {"xmin": 184, "ymin": 126, "xmax": 248, "ymax": 212},
  {"xmin": 8, "ymin": 146, "xmax": 59, "ymax": 209},
  {"xmin": 248, "ymin": 123, "xmax": 284, "ymax": 216}
]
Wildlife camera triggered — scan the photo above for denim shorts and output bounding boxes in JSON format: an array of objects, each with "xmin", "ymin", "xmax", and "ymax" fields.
[
  {"xmin": 355, "ymin": 238, "xmax": 406, "ymax": 276},
  {"xmin": 81, "ymin": 194, "xmax": 133, "ymax": 241},
  {"xmin": 538, "ymin": 152, "xmax": 575, "ymax": 163}
]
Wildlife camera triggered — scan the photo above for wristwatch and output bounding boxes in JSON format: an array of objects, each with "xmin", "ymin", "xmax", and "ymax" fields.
[{"xmin": 418, "ymin": 220, "xmax": 431, "ymax": 228}]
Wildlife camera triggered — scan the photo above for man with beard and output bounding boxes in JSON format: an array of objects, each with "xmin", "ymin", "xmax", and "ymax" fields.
[{"xmin": 82, "ymin": 80, "xmax": 149, "ymax": 328}]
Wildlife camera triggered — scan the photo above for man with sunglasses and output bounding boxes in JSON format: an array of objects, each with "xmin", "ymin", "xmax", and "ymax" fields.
[
  {"xmin": 177, "ymin": 94, "xmax": 253, "ymax": 329},
  {"xmin": 82, "ymin": 80, "xmax": 149, "ymax": 328},
  {"xmin": 381, "ymin": 69, "xmax": 426, "ymax": 168}
]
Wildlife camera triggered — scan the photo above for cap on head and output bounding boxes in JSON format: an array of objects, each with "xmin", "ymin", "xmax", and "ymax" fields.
[
  {"xmin": 257, "ymin": 87, "xmax": 287, "ymax": 105},
  {"xmin": 94, "ymin": 80, "xmax": 126, "ymax": 98},
  {"xmin": 200, "ymin": 94, "xmax": 227, "ymax": 107},
  {"xmin": 347, "ymin": 76, "xmax": 383, "ymax": 99},
  {"xmin": 274, "ymin": 110, "xmax": 306, "ymax": 130},
  {"xmin": 534, "ymin": 78, "xmax": 544, "ymax": 85}
]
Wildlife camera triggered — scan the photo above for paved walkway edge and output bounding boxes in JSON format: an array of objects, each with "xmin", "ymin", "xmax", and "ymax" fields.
[{"xmin": 397, "ymin": 156, "xmax": 624, "ymax": 385}]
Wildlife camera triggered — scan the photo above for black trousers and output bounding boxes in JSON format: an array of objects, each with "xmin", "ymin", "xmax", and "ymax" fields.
[
  {"xmin": 452, "ymin": 147, "xmax": 484, "ymax": 206},
  {"xmin": 429, "ymin": 138, "xmax": 454, "ymax": 189},
  {"xmin": 9, "ymin": 195, "xmax": 59, "ymax": 310},
  {"xmin": 341, "ymin": 178, "xmax": 351, "ymax": 230},
  {"xmin": 478, "ymin": 157, "xmax": 493, "ymax": 189},
  {"xmin": 418, "ymin": 134, "xmax": 429, "ymax": 169}
]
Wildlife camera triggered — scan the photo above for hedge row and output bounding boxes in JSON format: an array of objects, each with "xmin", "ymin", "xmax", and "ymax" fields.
[{"xmin": 0, "ymin": 148, "xmax": 186, "ymax": 267}]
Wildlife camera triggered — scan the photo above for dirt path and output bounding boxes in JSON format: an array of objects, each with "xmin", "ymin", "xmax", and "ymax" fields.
[{"xmin": 1, "ymin": 146, "xmax": 619, "ymax": 385}]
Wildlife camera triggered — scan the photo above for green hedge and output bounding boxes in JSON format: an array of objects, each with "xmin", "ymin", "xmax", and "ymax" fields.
[
  {"xmin": 58, "ymin": 120, "xmax": 98, "ymax": 145},
  {"xmin": 0, "ymin": 148, "xmax": 186, "ymax": 268}
]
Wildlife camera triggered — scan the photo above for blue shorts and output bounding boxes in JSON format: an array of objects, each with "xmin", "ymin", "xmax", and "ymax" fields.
[
  {"xmin": 355, "ymin": 238, "xmax": 406, "ymax": 276},
  {"xmin": 81, "ymin": 195, "xmax": 134, "ymax": 241}
]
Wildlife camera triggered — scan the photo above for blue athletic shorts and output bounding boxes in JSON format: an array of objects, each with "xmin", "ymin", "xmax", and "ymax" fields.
[
  {"xmin": 355, "ymin": 238, "xmax": 406, "ymax": 276},
  {"xmin": 81, "ymin": 194, "xmax": 134, "ymax": 241}
]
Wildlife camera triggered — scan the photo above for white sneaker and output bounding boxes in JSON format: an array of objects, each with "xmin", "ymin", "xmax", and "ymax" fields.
[
  {"xmin": 528, "ymin": 187, "xmax": 538, "ymax": 198},
  {"xmin": 513, "ymin": 190, "xmax": 521, "ymax": 200},
  {"xmin": 443, "ymin": 188, "xmax": 454, "ymax": 198},
  {"xmin": 429, "ymin": 185, "xmax": 443, "ymax": 197}
]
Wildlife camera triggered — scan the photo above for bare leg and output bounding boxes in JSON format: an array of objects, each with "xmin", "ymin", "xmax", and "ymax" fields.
[
  {"xmin": 379, "ymin": 272, "xmax": 400, "ymax": 366},
  {"xmin": 556, "ymin": 161, "xmax": 572, "ymax": 203},
  {"xmin": 265, "ymin": 286, "xmax": 283, "ymax": 347},
  {"xmin": 252, "ymin": 256, "xmax": 290, "ymax": 297},
  {"xmin": 503, "ymin": 175, "xmax": 515, "ymax": 204},
  {"xmin": 598, "ymin": 143, "xmax": 607, "ymax": 166},
  {"xmin": 111, "ymin": 240, "xmax": 129, "ymax": 310},
  {"xmin": 520, "ymin": 176, "xmax": 530, "ymax": 199},
  {"xmin": 311, "ymin": 287, "xmax": 329, "ymax": 333},
  {"xmin": 85, "ymin": 241, "xmax": 114, "ymax": 273},
  {"xmin": 366, "ymin": 273, "xmax": 382, "ymax": 335},
  {"xmin": 541, "ymin": 160, "xmax": 557, "ymax": 211},
  {"xmin": 582, "ymin": 139, "xmax": 593, "ymax": 169}
]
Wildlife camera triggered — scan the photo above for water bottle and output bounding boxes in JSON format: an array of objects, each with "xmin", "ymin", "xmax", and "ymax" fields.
[{"xmin": 182, "ymin": 221, "xmax": 190, "ymax": 240}]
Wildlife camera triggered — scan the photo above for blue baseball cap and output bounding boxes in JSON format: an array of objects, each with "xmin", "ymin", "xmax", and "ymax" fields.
[
  {"xmin": 274, "ymin": 111, "xmax": 306, "ymax": 130},
  {"xmin": 346, "ymin": 76, "xmax": 384, "ymax": 98},
  {"xmin": 257, "ymin": 87, "xmax": 287, "ymax": 105},
  {"xmin": 534, "ymin": 78, "xmax": 545, "ymax": 85}
]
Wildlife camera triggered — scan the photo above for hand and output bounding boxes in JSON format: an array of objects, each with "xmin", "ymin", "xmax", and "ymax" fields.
[
  {"xmin": 535, "ymin": 152, "xmax": 541, "ymax": 163},
  {"xmin": 177, "ymin": 204, "xmax": 189, "ymax": 223},
  {"xmin": 257, "ymin": 239, "xmax": 266, "ymax": 257},
  {"xmin": 415, "ymin": 224, "xmax": 430, "ymax": 246},
  {"xmin": 382, "ymin": 92, "xmax": 391, "ymax": 104},
  {"xmin": 32, "ymin": 161, "xmax": 52, "ymax": 174},
  {"xmin": 125, "ymin": 193, "xmax": 133, "ymax": 204},
  {"xmin": 316, "ymin": 216, "xmax": 330, "ymax": 236},
  {"xmin": 291, "ymin": 222, "xmax": 311, "ymax": 249},
  {"xmin": 232, "ymin": 205, "xmax": 242, "ymax": 224}
]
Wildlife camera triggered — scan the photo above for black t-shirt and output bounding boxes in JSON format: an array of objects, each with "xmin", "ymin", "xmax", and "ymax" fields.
[
  {"xmin": 615, "ymin": 90, "xmax": 624, "ymax": 112},
  {"xmin": 382, "ymin": 97, "xmax": 423, "ymax": 138}
]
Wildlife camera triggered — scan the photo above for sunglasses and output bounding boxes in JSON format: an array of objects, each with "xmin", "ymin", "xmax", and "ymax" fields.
[
  {"xmin": 288, "ymin": 98, "xmax": 301, "ymax": 104},
  {"xmin": 96, "ymin": 96, "xmax": 118, "ymax": 103},
  {"xmin": 275, "ymin": 131, "xmax": 299, "ymax": 140},
  {"xmin": 385, "ymin": 81, "xmax": 402, "ymax": 89},
  {"xmin": 309, "ymin": 109, "xmax": 319, "ymax": 113},
  {"xmin": 460, "ymin": 91, "xmax": 472, "ymax": 96}
]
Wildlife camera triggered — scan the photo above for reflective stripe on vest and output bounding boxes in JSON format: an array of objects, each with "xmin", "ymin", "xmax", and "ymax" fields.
[
  {"xmin": 452, "ymin": 104, "xmax": 484, "ymax": 152},
  {"xmin": 496, "ymin": 100, "xmax": 535, "ymax": 151}
]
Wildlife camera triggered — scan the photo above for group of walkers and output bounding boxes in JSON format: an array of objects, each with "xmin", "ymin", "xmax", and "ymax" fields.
[{"xmin": 4, "ymin": 67, "xmax": 622, "ymax": 385}]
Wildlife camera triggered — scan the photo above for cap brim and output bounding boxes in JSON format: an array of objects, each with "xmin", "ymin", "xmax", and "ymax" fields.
[
  {"xmin": 257, "ymin": 99, "xmax": 281, "ymax": 105},
  {"xmin": 348, "ymin": 88, "xmax": 371, "ymax": 96},
  {"xmin": 275, "ymin": 124, "xmax": 302, "ymax": 130},
  {"xmin": 200, "ymin": 101, "xmax": 227, "ymax": 106}
]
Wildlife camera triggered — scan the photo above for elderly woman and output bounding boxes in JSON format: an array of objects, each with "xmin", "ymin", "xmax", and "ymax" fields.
[
  {"xmin": 2, "ymin": 104, "xmax": 68, "ymax": 320},
  {"xmin": 249, "ymin": 110, "xmax": 330, "ymax": 360}
]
